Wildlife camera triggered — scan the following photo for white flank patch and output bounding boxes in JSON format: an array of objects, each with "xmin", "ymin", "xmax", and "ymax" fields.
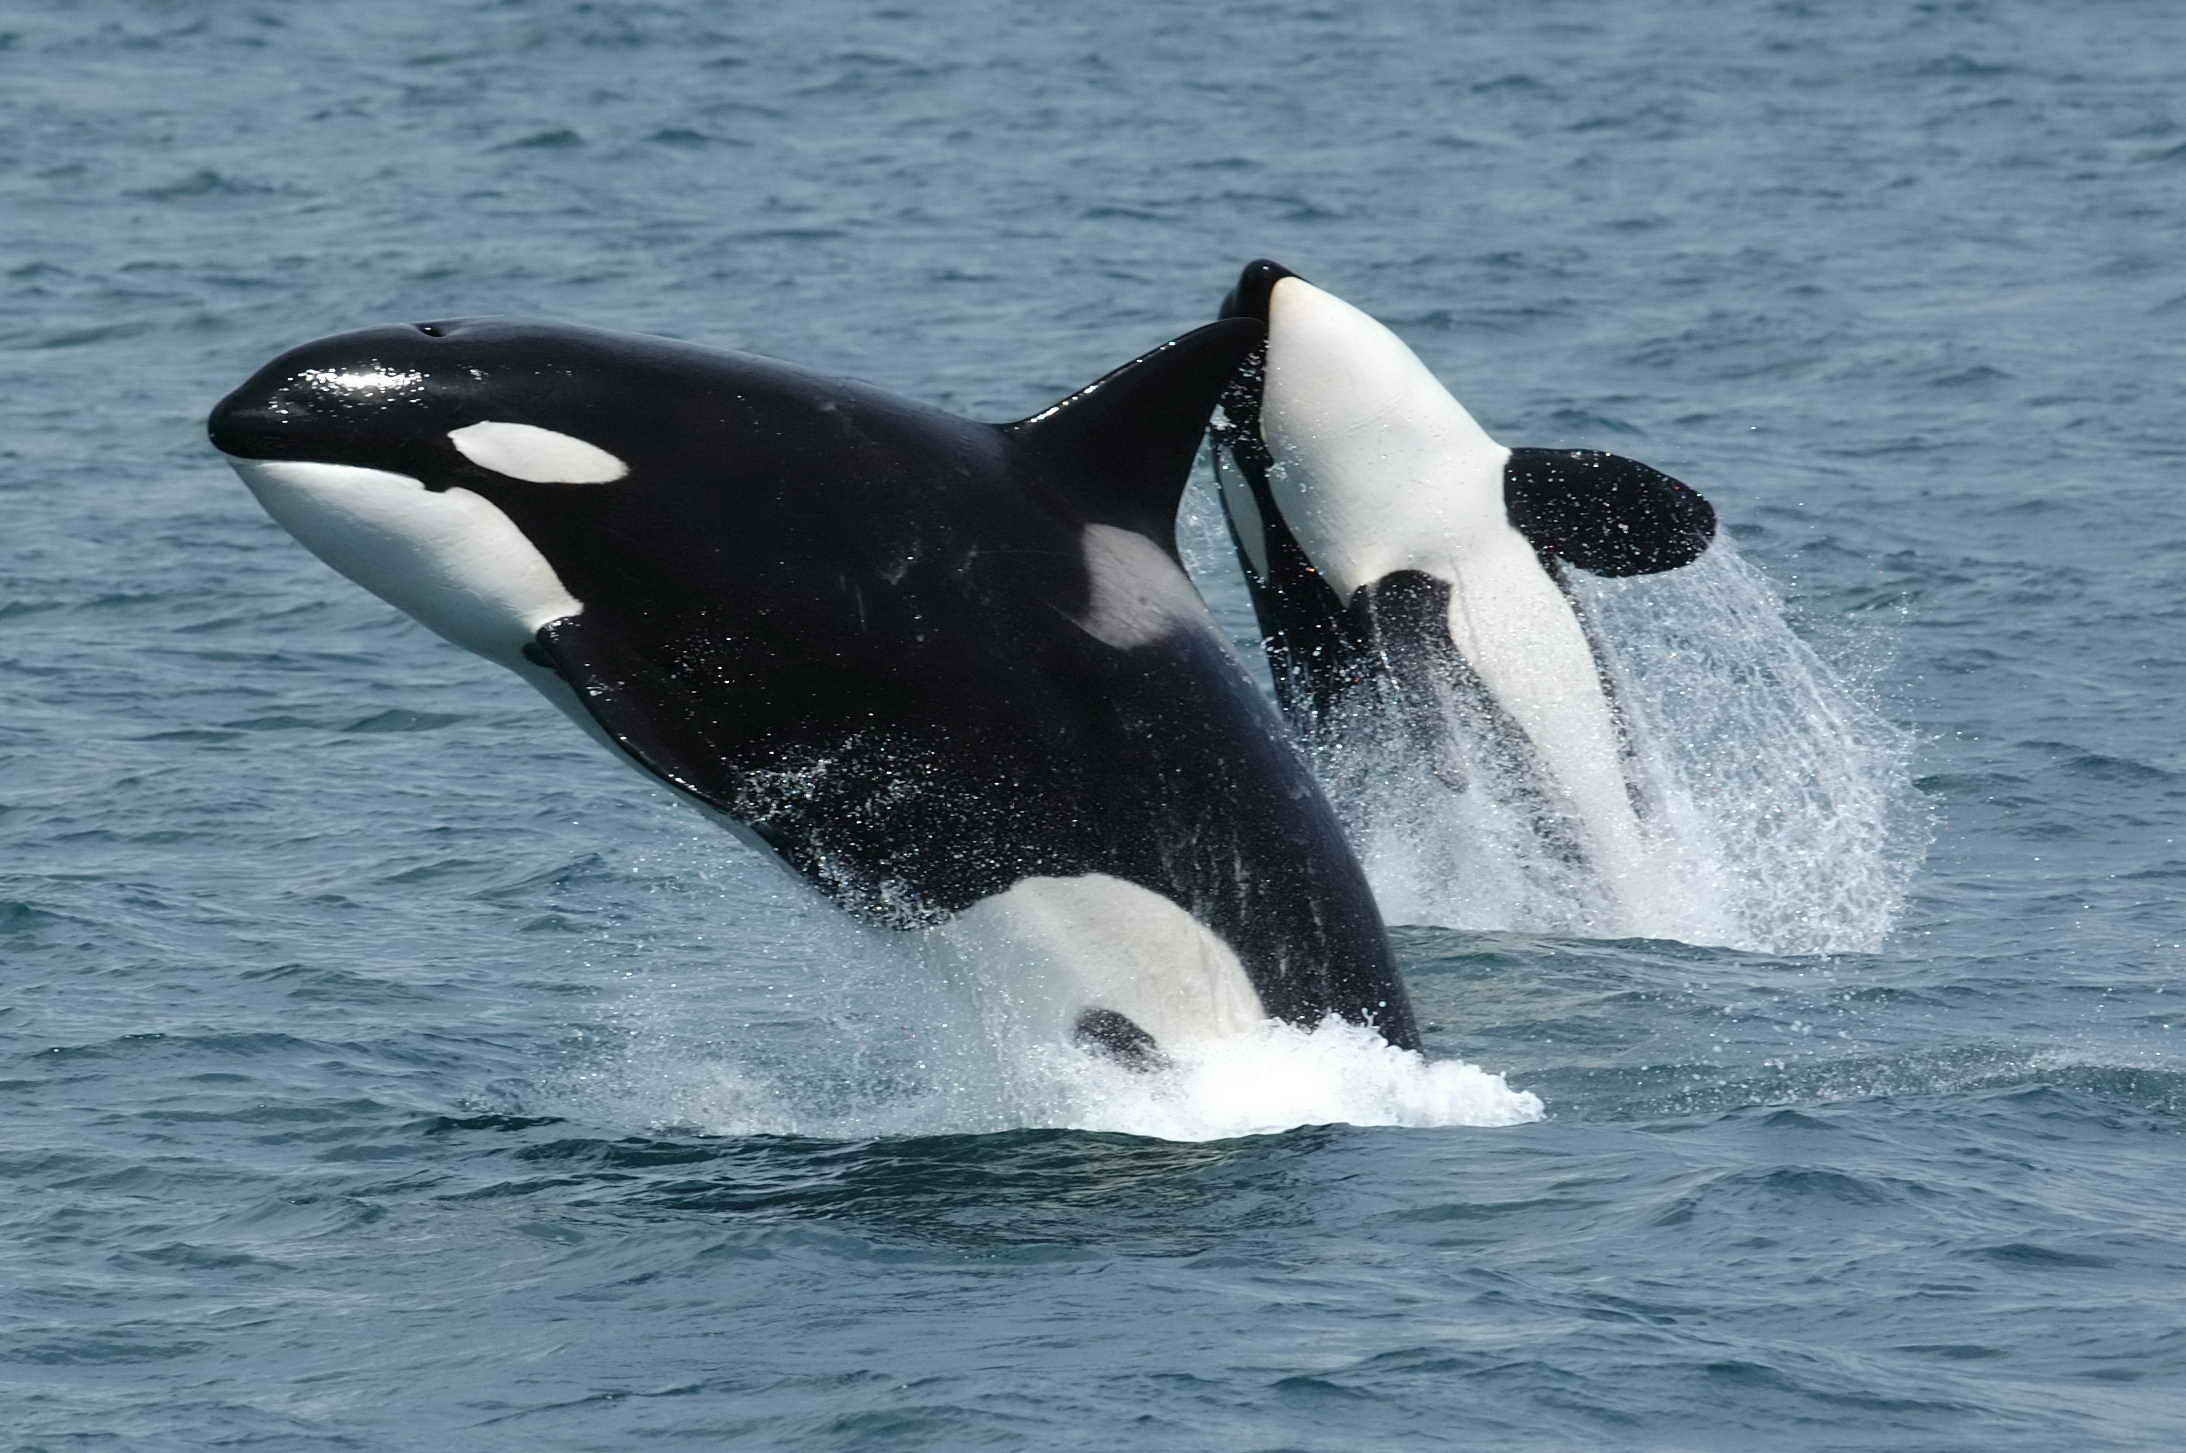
[
  {"xmin": 938, "ymin": 872, "xmax": 1268, "ymax": 1051},
  {"xmin": 1071, "ymin": 523, "xmax": 1209, "ymax": 648},
  {"xmin": 226, "ymin": 457, "xmax": 582, "ymax": 664},
  {"xmin": 448, "ymin": 420, "xmax": 629, "ymax": 484}
]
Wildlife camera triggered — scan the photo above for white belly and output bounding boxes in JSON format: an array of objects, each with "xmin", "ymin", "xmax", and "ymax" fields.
[{"xmin": 933, "ymin": 873, "xmax": 1267, "ymax": 1049}]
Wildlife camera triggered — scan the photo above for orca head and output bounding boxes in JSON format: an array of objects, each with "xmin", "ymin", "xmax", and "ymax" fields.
[
  {"xmin": 1210, "ymin": 260, "xmax": 1511, "ymax": 599},
  {"xmin": 209, "ymin": 319, "xmax": 638, "ymax": 485},
  {"xmin": 1210, "ymin": 259, "xmax": 1714, "ymax": 589},
  {"xmin": 208, "ymin": 318, "xmax": 673, "ymax": 664}
]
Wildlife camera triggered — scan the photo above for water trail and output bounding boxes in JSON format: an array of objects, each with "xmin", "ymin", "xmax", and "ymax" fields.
[
  {"xmin": 1318, "ymin": 543, "xmax": 1927, "ymax": 954},
  {"xmin": 555, "ymin": 851, "xmax": 1543, "ymax": 1142},
  {"xmin": 569, "ymin": 1001, "xmax": 1543, "ymax": 1142}
]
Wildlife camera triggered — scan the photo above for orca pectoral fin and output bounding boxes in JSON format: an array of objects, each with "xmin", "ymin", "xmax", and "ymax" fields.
[
  {"xmin": 1000, "ymin": 317, "xmax": 1266, "ymax": 553},
  {"xmin": 525, "ymin": 615, "xmax": 755, "ymax": 822},
  {"xmin": 1503, "ymin": 447, "xmax": 1717, "ymax": 577},
  {"xmin": 1073, "ymin": 1008, "xmax": 1171, "ymax": 1072}
]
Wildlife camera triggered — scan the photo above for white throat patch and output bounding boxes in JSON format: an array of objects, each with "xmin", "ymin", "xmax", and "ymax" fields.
[{"xmin": 226, "ymin": 456, "xmax": 582, "ymax": 665}]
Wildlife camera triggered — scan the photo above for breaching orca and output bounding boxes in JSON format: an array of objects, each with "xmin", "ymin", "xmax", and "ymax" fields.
[
  {"xmin": 209, "ymin": 315, "xmax": 1420, "ymax": 1055},
  {"xmin": 1207, "ymin": 260, "xmax": 1715, "ymax": 926}
]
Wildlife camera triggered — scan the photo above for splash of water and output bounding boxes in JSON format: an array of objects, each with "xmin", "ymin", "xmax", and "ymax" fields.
[
  {"xmin": 1317, "ymin": 543, "xmax": 1927, "ymax": 954},
  {"xmin": 555, "ymin": 867, "xmax": 1542, "ymax": 1143},
  {"xmin": 567, "ymin": 1004, "xmax": 1542, "ymax": 1142}
]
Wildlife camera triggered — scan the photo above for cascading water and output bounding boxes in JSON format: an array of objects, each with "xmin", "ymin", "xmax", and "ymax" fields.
[
  {"xmin": 559, "ymin": 790, "xmax": 1543, "ymax": 1142},
  {"xmin": 1306, "ymin": 540, "xmax": 1927, "ymax": 953},
  {"xmin": 563, "ymin": 876, "xmax": 1544, "ymax": 1141}
]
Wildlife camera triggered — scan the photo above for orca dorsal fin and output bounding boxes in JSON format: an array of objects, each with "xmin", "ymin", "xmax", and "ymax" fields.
[{"xmin": 1002, "ymin": 317, "xmax": 1265, "ymax": 553}]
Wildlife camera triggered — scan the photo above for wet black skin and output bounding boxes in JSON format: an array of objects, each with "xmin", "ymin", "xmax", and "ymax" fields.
[
  {"xmin": 1208, "ymin": 259, "xmax": 1716, "ymax": 811},
  {"xmin": 211, "ymin": 316, "xmax": 1421, "ymax": 1051}
]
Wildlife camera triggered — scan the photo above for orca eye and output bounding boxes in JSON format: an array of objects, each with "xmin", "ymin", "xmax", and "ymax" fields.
[{"xmin": 415, "ymin": 323, "xmax": 445, "ymax": 338}]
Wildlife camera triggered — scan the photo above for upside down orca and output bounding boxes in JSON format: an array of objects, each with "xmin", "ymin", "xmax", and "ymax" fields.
[
  {"xmin": 209, "ymin": 314, "xmax": 1420, "ymax": 1055},
  {"xmin": 1208, "ymin": 260, "xmax": 1716, "ymax": 926}
]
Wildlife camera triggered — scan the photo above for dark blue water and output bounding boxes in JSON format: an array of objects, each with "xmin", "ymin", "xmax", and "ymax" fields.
[{"xmin": 7, "ymin": 1, "xmax": 2186, "ymax": 1447}]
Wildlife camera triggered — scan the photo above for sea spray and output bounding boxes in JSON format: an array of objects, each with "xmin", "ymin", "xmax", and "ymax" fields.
[
  {"xmin": 1571, "ymin": 543, "xmax": 1928, "ymax": 954},
  {"xmin": 567, "ymin": 996, "xmax": 1542, "ymax": 1141},
  {"xmin": 1309, "ymin": 542, "xmax": 1925, "ymax": 952},
  {"xmin": 561, "ymin": 858, "xmax": 1542, "ymax": 1141},
  {"xmin": 1180, "ymin": 456, "xmax": 1927, "ymax": 955}
]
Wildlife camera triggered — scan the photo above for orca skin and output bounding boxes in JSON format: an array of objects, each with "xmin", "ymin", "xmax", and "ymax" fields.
[
  {"xmin": 1208, "ymin": 260, "xmax": 1716, "ymax": 924},
  {"xmin": 210, "ymin": 316, "xmax": 1419, "ymax": 1054}
]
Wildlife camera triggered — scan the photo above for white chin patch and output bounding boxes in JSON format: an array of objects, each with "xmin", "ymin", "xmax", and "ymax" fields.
[
  {"xmin": 448, "ymin": 420, "xmax": 629, "ymax": 485},
  {"xmin": 1259, "ymin": 274, "xmax": 1509, "ymax": 598},
  {"xmin": 226, "ymin": 456, "xmax": 581, "ymax": 664}
]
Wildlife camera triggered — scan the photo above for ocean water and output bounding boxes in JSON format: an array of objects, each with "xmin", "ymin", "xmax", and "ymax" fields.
[{"xmin": 5, "ymin": 1, "xmax": 2186, "ymax": 1448}]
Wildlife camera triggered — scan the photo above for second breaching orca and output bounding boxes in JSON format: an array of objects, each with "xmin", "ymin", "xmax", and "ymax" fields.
[
  {"xmin": 1207, "ymin": 260, "xmax": 1717, "ymax": 928},
  {"xmin": 209, "ymin": 314, "xmax": 1420, "ymax": 1057}
]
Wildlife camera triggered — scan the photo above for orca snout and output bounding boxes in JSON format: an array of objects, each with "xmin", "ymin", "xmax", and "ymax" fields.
[
  {"xmin": 207, "ymin": 324, "xmax": 464, "ymax": 464},
  {"xmin": 206, "ymin": 377, "xmax": 365, "ymax": 463},
  {"xmin": 205, "ymin": 387, "xmax": 281, "ymax": 459},
  {"xmin": 1220, "ymin": 259, "xmax": 1302, "ymax": 323}
]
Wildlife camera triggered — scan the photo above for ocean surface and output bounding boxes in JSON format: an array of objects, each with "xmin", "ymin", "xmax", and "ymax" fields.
[{"xmin": 6, "ymin": 1, "xmax": 2185, "ymax": 1447}]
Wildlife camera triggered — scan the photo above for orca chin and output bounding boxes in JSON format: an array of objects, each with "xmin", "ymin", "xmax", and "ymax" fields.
[
  {"xmin": 214, "ymin": 311, "xmax": 1421, "ymax": 1054},
  {"xmin": 1207, "ymin": 258, "xmax": 1720, "ymax": 927}
]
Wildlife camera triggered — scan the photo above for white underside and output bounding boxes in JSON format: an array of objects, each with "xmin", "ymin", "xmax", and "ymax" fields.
[
  {"xmin": 228, "ymin": 453, "xmax": 790, "ymax": 868},
  {"xmin": 227, "ymin": 457, "xmax": 582, "ymax": 665},
  {"xmin": 1242, "ymin": 277, "xmax": 1658, "ymax": 917},
  {"xmin": 934, "ymin": 873, "xmax": 1267, "ymax": 1050}
]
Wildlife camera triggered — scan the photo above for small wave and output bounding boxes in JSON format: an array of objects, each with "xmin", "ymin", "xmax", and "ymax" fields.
[
  {"xmin": 340, "ymin": 708, "xmax": 465, "ymax": 734},
  {"xmin": 491, "ymin": 128, "xmax": 585, "ymax": 151},
  {"xmin": 125, "ymin": 168, "xmax": 281, "ymax": 201},
  {"xmin": 643, "ymin": 127, "xmax": 721, "ymax": 148},
  {"xmin": 563, "ymin": 1017, "xmax": 1541, "ymax": 1144}
]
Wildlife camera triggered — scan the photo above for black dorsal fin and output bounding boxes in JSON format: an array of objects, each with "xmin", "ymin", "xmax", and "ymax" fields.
[{"xmin": 1001, "ymin": 317, "xmax": 1265, "ymax": 553}]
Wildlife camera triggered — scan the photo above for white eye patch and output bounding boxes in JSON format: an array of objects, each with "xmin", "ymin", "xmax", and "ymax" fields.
[{"xmin": 447, "ymin": 420, "xmax": 629, "ymax": 484}]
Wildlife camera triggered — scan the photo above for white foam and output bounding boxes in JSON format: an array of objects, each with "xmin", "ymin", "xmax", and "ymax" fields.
[
  {"xmin": 567, "ymin": 1010, "xmax": 1542, "ymax": 1142},
  {"xmin": 550, "ymin": 844, "xmax": 1543, "ymax": 1143}
]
